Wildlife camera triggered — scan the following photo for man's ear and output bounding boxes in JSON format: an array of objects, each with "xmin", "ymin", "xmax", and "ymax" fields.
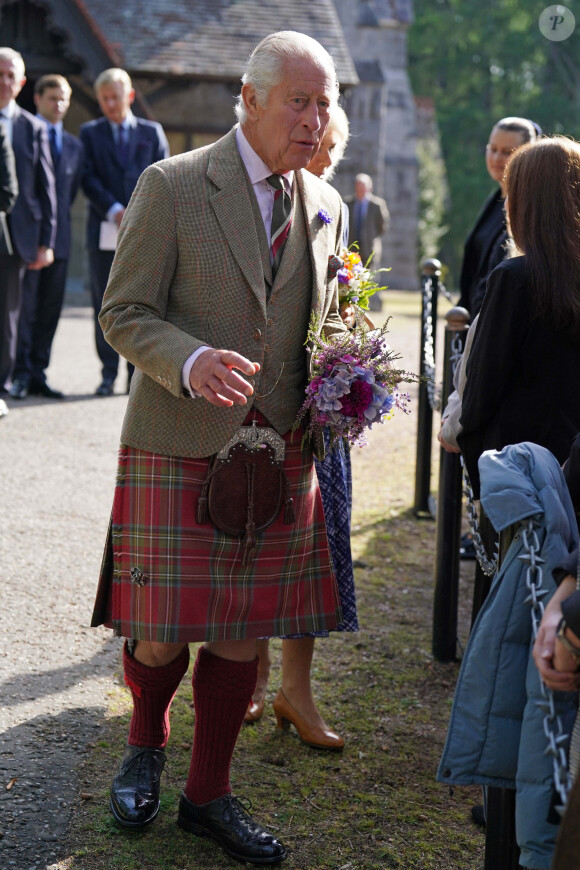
[{"xmin": 241, "ymin": 83, "xmax": 260, "ymax": 121}]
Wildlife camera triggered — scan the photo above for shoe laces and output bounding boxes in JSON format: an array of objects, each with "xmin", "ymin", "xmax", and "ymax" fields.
[
  {"xmin": 229, "ymin": 795, "xmax": 254, "ymax": 823},
  {"xmin": 123, "ymin": 748, "xmax": 166, "ymax": 782}
]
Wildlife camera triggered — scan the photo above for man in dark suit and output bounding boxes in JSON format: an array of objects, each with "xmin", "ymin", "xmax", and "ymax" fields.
[
  {"xmin": 10, "ymin": 74, "xmax": 84, "ymax": 400},
  {"xmin": 0, "ymin": 121, "xmax": 18, "ymax": 417},
  {"xmin": 344, "ymin": 172, "xmax": 389, "ymax": 267},
  {"xmin": 0, "ymin": 47, "xmax": 56, "ymax": 399},
  {"xmin": 80, "ymin": 68, "xmax": 169, "ymax": 396}
]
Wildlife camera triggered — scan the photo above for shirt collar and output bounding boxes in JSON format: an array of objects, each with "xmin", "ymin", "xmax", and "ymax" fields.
[
  {"xmin": 236, "ymin": 125, "xmax": 293, "ymax": 194},
  {"xmin": 108, "ymin": 110, "xmax": 135, "ymax": 136},
  {"xmin": 0, "ymin": 100, "xmax": 16, "ymax": 119},
  {"xmin": 38, "ymin": 115, "xmax": 63, "ymax": 134}
]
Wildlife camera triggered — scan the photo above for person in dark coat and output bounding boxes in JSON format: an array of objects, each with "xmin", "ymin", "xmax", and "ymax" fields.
[
  {"xmin": 10, "ymin": 74, "xmax": 84, "ymax": 400},
  {"xmin": 457, "ymin": 117, "xmax": 537, "ymax": 319},
  {"xmin": 459, "ymin": 136, "xmax": 580, "ymax": 499},
  {"xmin": 0, "ymin": 120, "xmax": 18, "ymax": 418},
  {"xmin": 79, "ymin": 67, "xmax": 169, "ymax": 396},
  {"xmin": 0, "ymin": 47, "xmax": 56, "ymax": 398}
]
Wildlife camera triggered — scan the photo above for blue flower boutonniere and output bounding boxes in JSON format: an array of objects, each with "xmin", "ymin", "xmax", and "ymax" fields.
[{"xmin": 318, "ymin": 208, "xmax": 332, "ymax": 225}]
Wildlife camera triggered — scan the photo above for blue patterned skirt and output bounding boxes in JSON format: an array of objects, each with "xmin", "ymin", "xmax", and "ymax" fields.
[{"xmin": 281, "ymin": 431, "xmax": 358, "ymax": 637}]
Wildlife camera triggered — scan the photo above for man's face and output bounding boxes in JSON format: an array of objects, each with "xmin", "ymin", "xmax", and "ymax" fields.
[
  {"xmin": 242, "ymin": 56, "xmax": 334, "ymax": 173},
  {"xmin": 34, "ymin": 85, "xmax": 71, "ymax": 124},
  {"xmin": 0, "ymin": 58, "xmax": 25, "ymax": 109},
  {"xmin": 96, "ymin": 81, "xmax": 134, "ymax": 125},
  {"xmin": 355, "ymin": 179, "xmax": 369, "ymax": 201}
]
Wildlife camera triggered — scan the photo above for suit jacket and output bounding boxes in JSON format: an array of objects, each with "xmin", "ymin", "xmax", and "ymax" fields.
[
  {"xmin": 0, "ymin": 122, "xmax": 18, "ymax": 255},
  {"xmin": 79, "ymin": 115, "xmax": 169, "ymax": 249},
  {"xmin": 0, "ymin": 122, "xmax": 17, "ymax": 213},
  {"xmin": 7, "ymin": 106, "xmax": 56, "ymax": 263},
  {"xmin": 50, "ymin": 129, "xmax": 84, "ymax": 260},
  {"xmin": 99, "ymin": 127, "xmax": 346, "ymax": 458},
  {"xmin": 344, "ymin": 193, "xmax": 389, "ymax": 265}
]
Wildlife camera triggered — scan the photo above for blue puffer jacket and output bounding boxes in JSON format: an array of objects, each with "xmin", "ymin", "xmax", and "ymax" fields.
[{"xmin": 437, "ymin": 442, "xmax": 578, "ymax": 870}]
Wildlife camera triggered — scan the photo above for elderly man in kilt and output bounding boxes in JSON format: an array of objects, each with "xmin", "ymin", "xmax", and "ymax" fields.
[{"xmin": 91, "ymin": 30, "xmax": 346, "ymax": 866}]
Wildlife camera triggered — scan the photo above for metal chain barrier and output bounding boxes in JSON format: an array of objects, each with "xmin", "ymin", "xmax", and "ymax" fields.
[
  {"xmin": 521, "ymin": 517, "xmax": 572, "ymax": 814},
  {"xmin": 460, "ymin": 460, "xmax": 498, "ymax": 576},
  {"xmin": 421, "ymin": 276, "xmax": 444, "ymax": 412}
]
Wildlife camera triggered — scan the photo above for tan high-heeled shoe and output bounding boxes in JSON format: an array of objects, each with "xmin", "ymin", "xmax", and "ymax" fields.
[
  {"xmin": 272, "ymin": 689, "xmax": 344, "ymax": 750},
  {"xmin": 244, "ymin": 698, "xmax": 265, "ymax": 723}
]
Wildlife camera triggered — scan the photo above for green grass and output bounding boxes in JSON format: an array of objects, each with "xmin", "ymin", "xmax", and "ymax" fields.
[{"xmin": 61, "ymin": 504, "xmax": 484, "ymax": 870}]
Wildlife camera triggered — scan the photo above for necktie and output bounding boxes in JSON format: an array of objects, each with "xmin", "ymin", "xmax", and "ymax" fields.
[
  {"xmin": 48, "ymin": 126, "xmax": 60, "ymax": 169},
  {"xmin": 267, "ymin": 174, "xmax": 292, "ymax": 277},
  {"xmin": 117, "ymin": 124, "xmax": 128, "ymax": 165}
]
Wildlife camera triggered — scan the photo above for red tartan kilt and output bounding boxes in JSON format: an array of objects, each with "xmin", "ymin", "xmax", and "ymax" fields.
[{"xmin": 92, "ymin": 426, "xmax": 342, "ymax": 643}]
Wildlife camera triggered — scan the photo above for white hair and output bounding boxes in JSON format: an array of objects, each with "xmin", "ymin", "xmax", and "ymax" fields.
[
  {"xmin": 95, "ymin": 67, "xmax": 133, "ymax": 93},
  {"xmin": 322, "ymin": 105, "xmax": 350, "ymax": 181},
  {"xmin": 356, "ymin": 172, "xmax": 373, "ymax": 191},
  {"xmin": 235, "ymin": 30, "xmax": 339, "ymax": 124},
  {"xmin": 0, "ymin": 47, "xmax": 25, "ymax": 80}
]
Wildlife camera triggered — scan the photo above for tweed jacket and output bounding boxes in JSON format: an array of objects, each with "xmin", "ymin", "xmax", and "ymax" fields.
[{"xmin": 99, "ymin": 126, "xmax": 346, "ymax": 458}]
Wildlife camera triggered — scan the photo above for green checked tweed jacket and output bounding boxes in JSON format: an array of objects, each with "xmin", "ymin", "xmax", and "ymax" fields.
[{"xmin": 99, "ymin": 126, "xmax": 346, "ymax": 459}]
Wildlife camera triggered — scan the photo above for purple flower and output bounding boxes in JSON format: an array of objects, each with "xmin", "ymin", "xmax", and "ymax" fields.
[
  {"xmin": 318, "ymin": 208, "xmax": 332, "ymax": 225},
  {"xmin": 337, "ymin": 268, "xmax": 350, "ymax": 284}
]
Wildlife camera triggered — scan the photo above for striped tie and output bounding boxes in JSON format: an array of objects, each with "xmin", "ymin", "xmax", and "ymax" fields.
[{"xmin": 267, "ymin": 174, "xmax": 292, "ymax": 277}]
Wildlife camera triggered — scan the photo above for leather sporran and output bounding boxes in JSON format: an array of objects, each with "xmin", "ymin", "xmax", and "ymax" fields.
[{"xmin": 197, "ymin": 422, "xmax": 295, "ymax": 567}]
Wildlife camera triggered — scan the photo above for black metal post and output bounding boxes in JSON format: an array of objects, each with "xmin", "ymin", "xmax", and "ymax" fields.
[
  {"xmin": 414, "ymin": 258, "xmax": 441, "ymax": 518},
  {"xmin": 432, "ymin": 306, "xmax": 469, "ymax": 662},
  {"xmin": 485, "ymin": 788, "xmax": 520, "ymax": 869}
]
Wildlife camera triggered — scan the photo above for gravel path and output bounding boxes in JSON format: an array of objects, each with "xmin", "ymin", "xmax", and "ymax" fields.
[{"xmin": 1, "ymin": 306, "xmax": 127, "ymax": 870}]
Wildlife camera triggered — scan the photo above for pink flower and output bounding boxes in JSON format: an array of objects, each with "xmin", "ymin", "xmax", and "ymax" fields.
[{"xmin": 339, "ymin": 379, "xmax": 374, "ymax": 418}]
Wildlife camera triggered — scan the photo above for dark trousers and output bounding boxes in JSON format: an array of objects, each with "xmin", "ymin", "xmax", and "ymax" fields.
[
  {"xmin": 0, "ymin": 253, "xmax": 27, "ymax": 392},
  {"xmin": 89, "ymin": 248, "xmax": 128, "ymax": 383},
  {"xmin": 13, "ymin": 258, "xmax": 68, "ymax": 386}
]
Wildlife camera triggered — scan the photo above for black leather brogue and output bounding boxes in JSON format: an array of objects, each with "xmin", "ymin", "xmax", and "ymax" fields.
[
  {"xmin": 110, "ymin": 745, "xmax": 166, "ymax": 828},
  {"xmin": 177, "ymin": 792, "xmax": 287, "ymax": 864}
]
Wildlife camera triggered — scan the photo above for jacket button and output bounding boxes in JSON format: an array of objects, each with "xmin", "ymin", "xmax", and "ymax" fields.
[
  {"xmin": 267, "ymin": 318, "xmax": 274, "ymax": 327},
  {"xmin": 253, "ymin": 328, "xmax": 262, "ymax": 341},
  {"xmin": 264, "ymin": 344, "xmax": 271, "ymax": 353},
  {"xmin": 442, "ymin": 768, "xmax": 451, "ymax": 778}
]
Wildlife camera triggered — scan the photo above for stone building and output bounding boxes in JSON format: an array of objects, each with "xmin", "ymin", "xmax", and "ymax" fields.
[{"xmin": 0, "ymin": 0, "xmax": 418, "ymax": 292}]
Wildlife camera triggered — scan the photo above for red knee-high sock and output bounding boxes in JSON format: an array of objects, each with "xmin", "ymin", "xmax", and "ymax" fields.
[
  {"xmin": 185, "ymin": 646, "xmax": 258, "ymax": 805},
  {"xmin": 123, "ymin": 642, "xmax": 190, "ymax": 748}
]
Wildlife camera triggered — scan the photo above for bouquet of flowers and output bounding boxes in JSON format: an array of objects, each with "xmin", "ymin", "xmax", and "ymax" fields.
[
  {"xmin": 294, "ymin": 315, "xmax": 417, "ymax": 449},
  {"xmin": 336, "ymin": 246, "xmax": 389, "ymax": 310}
]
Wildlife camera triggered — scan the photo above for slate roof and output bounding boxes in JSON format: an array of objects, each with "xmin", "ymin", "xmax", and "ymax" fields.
[{"xmin": 79, "ymin": 0, "xmax": 358, "ymax": 85}]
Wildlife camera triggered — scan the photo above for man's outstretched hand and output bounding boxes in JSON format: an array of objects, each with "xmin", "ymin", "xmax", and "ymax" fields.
[{"xmin": 190, "ymin": 349, "xmax": 260, "ymax": 407}]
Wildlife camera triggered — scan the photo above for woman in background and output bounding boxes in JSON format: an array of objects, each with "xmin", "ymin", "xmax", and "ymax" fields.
[
  {"xmin": 245, "ymin": 107, "xmax": 357, "ymax": 751},
  {"xmin": 459, "ymin": 136, "xmax": 580, "ymax": 499},
  {"xmin": 458, "ymin": 117, "xmax": 537, "ymax": 320}
]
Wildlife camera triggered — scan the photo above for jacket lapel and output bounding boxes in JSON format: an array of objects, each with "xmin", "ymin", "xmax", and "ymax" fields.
[
  {"xmin": 208, "ymin": 129, "xmax": 267, "ymax": 313},
  {"xmin": 295, "ymin": 169, "xmax": 333, "ymax": 324}
]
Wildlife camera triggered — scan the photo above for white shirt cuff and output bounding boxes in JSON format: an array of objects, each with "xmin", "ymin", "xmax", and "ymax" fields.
[
  {"xmin": 106, "ymin": 202, "xmax": 125, "ymax": 222},
  {"xmin": 182, "ymin": 346, "xmax": 211, "ymax": 397}
]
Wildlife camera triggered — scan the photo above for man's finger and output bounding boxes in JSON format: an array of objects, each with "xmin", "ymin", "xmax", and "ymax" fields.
[
  {"xmin": 206, "ymin": 375, "xmax": 250, "ymax": 405},
  {"xmin": 218, "ymin": 350, "xmax": 260, "ymax": 376},
  {"xmin": 199, "ymin": 385, "xmax": 235, "ymax": 408}
]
